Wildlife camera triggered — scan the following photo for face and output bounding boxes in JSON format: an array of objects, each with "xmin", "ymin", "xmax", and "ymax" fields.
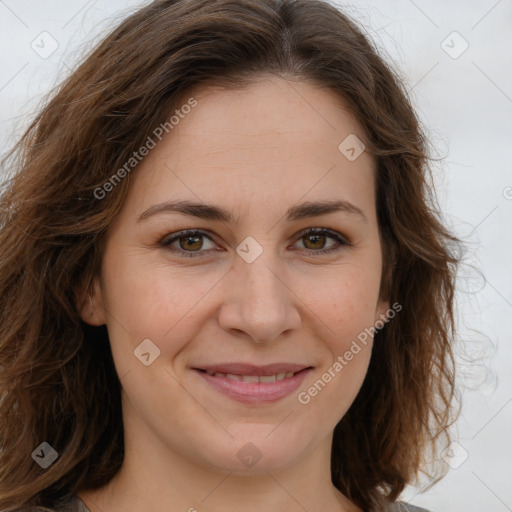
[{"xmin": 83, "ymin": 76, "xmax": 389, "ymax": 475}]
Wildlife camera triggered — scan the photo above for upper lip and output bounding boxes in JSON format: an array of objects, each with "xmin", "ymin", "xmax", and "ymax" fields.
[{"xmin": 194, "ymin": 363, "xmax": 312, "ymax": 376}]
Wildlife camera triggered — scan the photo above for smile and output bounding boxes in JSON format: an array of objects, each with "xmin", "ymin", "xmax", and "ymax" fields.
[
  {"xmin": 203, "ymin": 370, "xmax": 298, "ymax": 382},
  {"xmin": 193, "ymin": 365, "xmax": 313, "ymax": 404}
]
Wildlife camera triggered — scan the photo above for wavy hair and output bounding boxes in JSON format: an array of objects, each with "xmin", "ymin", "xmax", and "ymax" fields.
[{"xmin": 0, "ymin": 0, "xmax": 460, "ymax": 510}]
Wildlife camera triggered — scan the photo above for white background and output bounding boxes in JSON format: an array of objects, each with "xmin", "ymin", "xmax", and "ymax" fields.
[{"xmin": 0, "ymin": 1, "xmax": 511, "ymax": 511}]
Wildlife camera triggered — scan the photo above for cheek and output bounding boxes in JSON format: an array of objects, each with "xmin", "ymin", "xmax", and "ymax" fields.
[
  {"xmin": 99, "ymin": 247, "xmax": 217, "ymax": 367},
  {"xmin": 297, "ymin": 261, "xmax": 382, "ymax": 346},
  {"xmin": 295, "ymin": 272, "xmax": 377, "ymax": 419},
  {"xmin": 295, "ymin": 263, "xmax": 380, "ymax": 399}
]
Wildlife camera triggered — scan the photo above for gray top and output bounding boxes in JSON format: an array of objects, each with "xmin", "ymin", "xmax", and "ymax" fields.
[
  {"xmin": 389, "ymin": 504, "xmax": 432, "ymax": 512},
  {"xmin": 22, "ymin": 494, "xmax": 432, "ymax": 512}
]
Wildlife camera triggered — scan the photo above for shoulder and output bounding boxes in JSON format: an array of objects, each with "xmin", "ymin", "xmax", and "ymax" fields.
[
  {"xmin": 6, "ymin": 495, "xmax": 89, "ymax": 512},
  {"xmin": 53, "ymin": 495, "xmax": 89, "ymax": 512},
  {"xmin": 389, "ymin": 502, "xmax": 433, "ymax": 512},
  {"xmin": 1, "ymin": 508, "xmax": 58, "ymax": 512}
]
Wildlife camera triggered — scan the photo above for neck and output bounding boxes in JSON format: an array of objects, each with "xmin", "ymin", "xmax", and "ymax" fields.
[{"xmin": 78, "ymin": 427, "xmax": 360, "ymax": 512}]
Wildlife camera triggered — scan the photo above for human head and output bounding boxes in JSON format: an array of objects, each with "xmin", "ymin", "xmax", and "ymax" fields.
[{"xmin": 0, "ymin": 1, "xmax": 459, "ymax": 510}]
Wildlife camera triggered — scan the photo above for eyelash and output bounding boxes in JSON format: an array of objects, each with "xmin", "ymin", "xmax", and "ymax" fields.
[{"xmin": 159, "ymin": 227, "xmax": 351, "ymax": 258}]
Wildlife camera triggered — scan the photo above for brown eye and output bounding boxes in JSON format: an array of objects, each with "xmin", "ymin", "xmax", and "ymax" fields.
[
  {"xmin": 294, "ymin": 228, "xmax": 350, "ymax": 255},
  {"xmin": 161, "ymin": 230, "xmax": 217, "ymax": 257},
  {"xmin": 178, "ymin": 234, "xmax": 203, "ymax": 251},
  {"xmin": 302, "ymin": 233, "xmax": 328, "ymax": 250}
]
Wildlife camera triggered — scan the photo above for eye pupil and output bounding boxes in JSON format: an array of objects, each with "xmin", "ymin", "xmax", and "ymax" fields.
[
  {"xmin": 181, "ymin": 235, "xmax": 202, "ymax": 251},
  {"xmin": 305, "ymin": 234, "xmax": 325, "ymax": 249}
]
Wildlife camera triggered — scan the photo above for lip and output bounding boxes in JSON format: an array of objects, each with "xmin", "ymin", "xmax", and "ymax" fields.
[
  {"xmin": 193, "ymin": 363, "xmax": 313, "ymax": 404},
  {"xmin": 195, "ymin": 362, "xmax": 310, "ymax": 376}
]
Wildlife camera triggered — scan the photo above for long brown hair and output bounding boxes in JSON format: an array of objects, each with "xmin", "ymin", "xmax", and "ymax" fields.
[{"xmin": 0, "ymin": 0, "xmax": 460, "ymax": 510}]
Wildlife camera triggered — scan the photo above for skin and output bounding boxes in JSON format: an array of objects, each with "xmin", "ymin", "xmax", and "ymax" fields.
[{"xmin": 79, "ymin": 75, "xmax": 389, "ymax": 512}]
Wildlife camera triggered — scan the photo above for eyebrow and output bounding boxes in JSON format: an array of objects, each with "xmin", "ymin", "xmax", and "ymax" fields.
[{"xmin": 137, "ymin": 199, "xmax": 368, "ymax": 224}]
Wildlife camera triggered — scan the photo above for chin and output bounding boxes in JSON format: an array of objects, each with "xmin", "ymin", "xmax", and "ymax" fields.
[{"xmin": 196, "ymin": 428, "xmax": 311, "ymax": 474}]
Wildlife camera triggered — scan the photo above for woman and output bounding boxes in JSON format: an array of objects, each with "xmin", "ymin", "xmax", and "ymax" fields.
[{"xmin": 0, "ymin": 0, "xmax": 460, "ymax": 511}]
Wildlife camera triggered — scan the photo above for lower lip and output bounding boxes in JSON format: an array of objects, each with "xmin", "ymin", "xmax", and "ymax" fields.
[{"xmin": 194, "ymin": 368, "xmax": 312, "ymax": 404}]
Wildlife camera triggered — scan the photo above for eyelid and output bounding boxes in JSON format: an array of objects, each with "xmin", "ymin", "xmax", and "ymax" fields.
[
  {"xmin": 297, "ymin": 227, "xmax": 350, "ymax": 246},
  {"xmin": 159, "ymin": 227, "xmax": 351, "ymax": 258},
  {"xmin": 160, "ymin": 229, "xmax": 218, "ymax": 252}
]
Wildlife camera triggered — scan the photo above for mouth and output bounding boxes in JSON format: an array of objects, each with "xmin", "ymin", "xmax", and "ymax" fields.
[
  {"xmin": 192, "ymin": 363, "xmax": 313, "ymax": 404},
  {"xmin": 200, "ymin": 369, "xmax": 302, "ymax": 382}
]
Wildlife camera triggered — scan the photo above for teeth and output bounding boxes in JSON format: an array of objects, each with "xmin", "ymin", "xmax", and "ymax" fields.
[
  {"xmin": 241, "ymin": 374, "xmax": 259, "ymax": 383},
  {"xmin": 204, "ymin": 370, "xmax": 298, "ymax": 382}
]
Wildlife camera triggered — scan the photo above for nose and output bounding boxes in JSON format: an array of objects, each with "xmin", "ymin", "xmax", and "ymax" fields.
[{"xmin": 217, "ymin": 250, "xmax": 301, "ymax": 344}]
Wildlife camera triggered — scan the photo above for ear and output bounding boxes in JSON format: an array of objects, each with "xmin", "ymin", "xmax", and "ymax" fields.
[
  {"xmin": 374, "ymin": 296, "xmax": 391, "ymax": 327},
  {"xmin": 77, "ymin": 274, "xmax": 107, "ymax": 326},
  {"xmin": 374, "ymin": 263, "xmax": 393, "ymax": 327},
  {"xmin": 375, "ymin": 235, "xmax": 396, "ymax": 326}
]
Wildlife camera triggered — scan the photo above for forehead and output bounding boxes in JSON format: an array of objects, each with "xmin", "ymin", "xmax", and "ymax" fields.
[
  {"xmin": 124, "ymin": 77, "xmax": 377, "ymax": 224},
  {"xmin": 171, "ymin": 76, "xmax": 366, "ymax": 158}
]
